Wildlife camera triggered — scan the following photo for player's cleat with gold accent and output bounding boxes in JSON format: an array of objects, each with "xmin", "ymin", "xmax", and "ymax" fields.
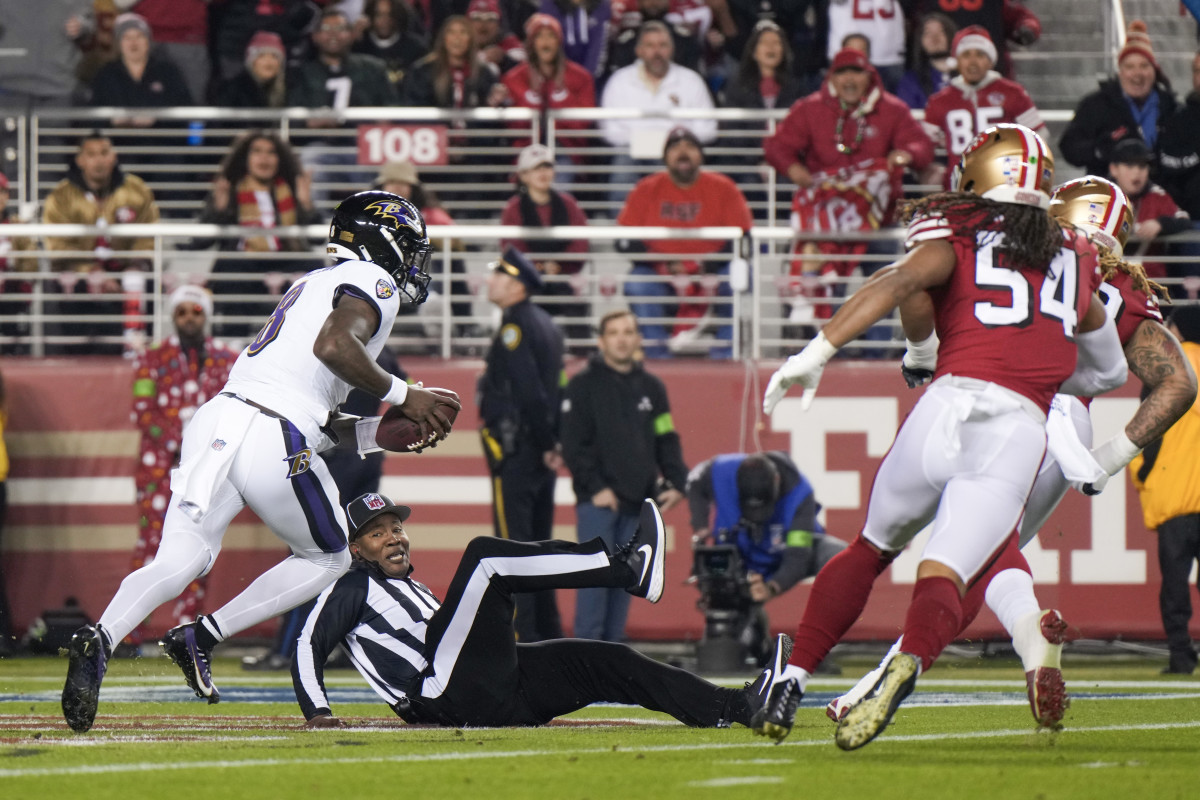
[
  {"xmin": 619, "ymin": 499, "xmax": 666, "ymax": 603},
  {"xmin": 1014, "ymin": 608, "xmax": 1070, "ymax": 729},
  {"xmin": 61, "ymin": 624, "xmax": 112, "ymax": 733},
  {"xmin": 162, "ymin": 622, "xmax": 221, "ymax": 704},
  {"xmin": 835, "ymin": 651, "xmax": 920, "ymax": 751}
]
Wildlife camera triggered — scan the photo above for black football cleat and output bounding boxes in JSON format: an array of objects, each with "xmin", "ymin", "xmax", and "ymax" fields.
[
  {"xmin": 62, "ymin": 624, "xmax": 111, "ymax": 733},
  {"xmin": 619, "ymin": 499, "xmax": 666, "ymax": 603},
  {"xmin": 161, "ymin": 622, "xmax": 221, "ymax": 704}
]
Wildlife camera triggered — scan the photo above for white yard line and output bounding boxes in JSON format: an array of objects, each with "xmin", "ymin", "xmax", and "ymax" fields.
[{"xmin": 1, "ymin": 720, "xmax": 1199, "ymax": 779}]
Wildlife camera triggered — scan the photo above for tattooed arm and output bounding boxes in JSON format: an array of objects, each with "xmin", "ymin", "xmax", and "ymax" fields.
[{"xmin": 1122, "ymin": 319, "xmax": 1198, "ymax": 446}]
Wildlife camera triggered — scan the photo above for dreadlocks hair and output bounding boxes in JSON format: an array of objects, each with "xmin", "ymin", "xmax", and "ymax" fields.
[
  {"xmin": 1096, "ymin": 246, "xmax": 1170, "ymax": 304},
  {"xmin": 900, "ymin": 192, "xmax": 1066, "ymax": 272}
]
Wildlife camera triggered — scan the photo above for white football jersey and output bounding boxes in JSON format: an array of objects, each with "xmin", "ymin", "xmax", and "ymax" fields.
[
  {"xmin": 826, "ymin": 0, "xmax": 905, "ymax": 67},
  {"xmin": 223, "ymin": 258, "xmax": 401, "ymax": 448}
]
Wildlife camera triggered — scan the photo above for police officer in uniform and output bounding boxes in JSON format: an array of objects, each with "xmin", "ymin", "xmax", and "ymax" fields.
[{"xmin": 478, "ymin": 247, "xmax": 566, "ymax": 642}]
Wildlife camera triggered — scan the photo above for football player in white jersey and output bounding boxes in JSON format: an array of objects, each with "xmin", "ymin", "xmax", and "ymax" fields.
[{"xmin": 62, "ymin": 191, "xmax": 462, "ymax": 733}]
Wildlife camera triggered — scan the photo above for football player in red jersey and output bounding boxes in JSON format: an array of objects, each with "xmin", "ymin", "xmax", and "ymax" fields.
[
  {"xmin": 828, "ymin": 176, "xmax": 1198, "ymax": 731},
  {"xmin": 753, "ymin": 124, "xmax": 1129, "ymax": 749}
]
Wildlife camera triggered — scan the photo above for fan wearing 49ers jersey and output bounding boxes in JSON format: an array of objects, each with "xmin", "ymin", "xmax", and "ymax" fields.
[
  {"xmin": 922, "ymin": 26, "xmax": 1049, "ymax": 189},
  {"xmin": 754, "ymin": 124, "xmax": 1128, "ymax": 750}
]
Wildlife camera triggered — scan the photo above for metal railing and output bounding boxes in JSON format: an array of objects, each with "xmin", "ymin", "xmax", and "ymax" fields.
[
  {"xmin": 2, "ymin": 221, "xmax": 1196, "ymax": 360},
  {"xmin": 3, "ymin": 106, "xmax": 1084, "ymax": 224}
]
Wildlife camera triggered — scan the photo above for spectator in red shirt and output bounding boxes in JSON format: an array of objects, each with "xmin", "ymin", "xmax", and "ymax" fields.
[
  {"xmin": 501, "ymin": 143, "xmax": 591, "ymax": 348},
  {"xmin": 1109, "ymin": 138, "xmax": 1192, "ymax": 287},
  {"xmin": 501, "ymin": 12, "xmax": 596, "ymax": 181},
  {"xmin": 922, "ymin": 26, "xmax": 1047, "ymax": 188},
  {"xmin": 617, "ymin": 126, "xmax": 752, "ymax": 358},
  {"xmin": 763, "ymin": 47, "xmax": 932, "ymax": 349}
]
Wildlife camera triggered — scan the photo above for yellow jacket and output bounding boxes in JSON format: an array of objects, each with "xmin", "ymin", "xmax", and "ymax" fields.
[{"xmin": 1131, "ymin": 341, "xmax": 1200, "ymax": 530}]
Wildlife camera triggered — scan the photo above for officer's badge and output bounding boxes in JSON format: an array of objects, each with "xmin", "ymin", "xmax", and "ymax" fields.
[
  {"xmin": 501, "ymin": 323, "xmax": 522, "ymax": 350},
  {"xmin": 376, "ymin": 279, "xmax": 395, "ymax": 299}
]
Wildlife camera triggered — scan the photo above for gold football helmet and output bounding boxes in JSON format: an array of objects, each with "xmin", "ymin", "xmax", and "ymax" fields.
[
  {"xmin": 1048, "ymin": 176, "xmax": 1134, "ymax": 256},
  {"xmin": 952, "ymin": 123, "xmax": 1054, "ymax": 209}
]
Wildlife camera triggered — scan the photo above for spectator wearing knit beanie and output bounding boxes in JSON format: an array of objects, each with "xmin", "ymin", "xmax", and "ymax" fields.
[
  {"xmin": 215, "ymin": 31, "xmax": 288, "ymax": 108},
  {"xmin": 1060, "ymin": 19, "xmax": 1177, "ymax": 180}
]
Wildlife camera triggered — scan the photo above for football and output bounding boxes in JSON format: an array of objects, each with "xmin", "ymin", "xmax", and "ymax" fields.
[{"xmin": 375, "ymin": 389, "xmax": 460, "ymax": 452}]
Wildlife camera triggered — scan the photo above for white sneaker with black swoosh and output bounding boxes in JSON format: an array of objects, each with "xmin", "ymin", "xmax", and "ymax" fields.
[{"xmin": 621, "ymin": 499, "xmax": 666, "ymax": 603}]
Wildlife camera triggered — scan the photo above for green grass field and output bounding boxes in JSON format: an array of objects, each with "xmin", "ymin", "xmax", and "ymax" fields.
[{"xmin": 2, "ymin": 652, "xmax": 1199, "ymax": 800}]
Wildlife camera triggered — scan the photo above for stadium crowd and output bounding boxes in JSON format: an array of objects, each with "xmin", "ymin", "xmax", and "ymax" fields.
[{"xmin": 2, "ymin": 3, "xmax": 1200, "ymax": 359}]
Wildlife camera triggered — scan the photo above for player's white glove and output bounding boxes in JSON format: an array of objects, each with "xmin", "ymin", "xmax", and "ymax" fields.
[
  {"xmin": 763, "ymin": 332, "xmax": 838, "ymax": 415},
  {"xmin": 900, "ymin": 331, "xmax": 939, "ymax": 389},
  {"xmin": 1077, "ymin": 431, "xmax": 1142, "ymax": 496}
]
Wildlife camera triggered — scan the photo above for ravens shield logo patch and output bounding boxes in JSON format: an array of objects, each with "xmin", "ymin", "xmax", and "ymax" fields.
[{"xmin": 376, "ymin": 279, "xmax": 395, "ymax": 299}]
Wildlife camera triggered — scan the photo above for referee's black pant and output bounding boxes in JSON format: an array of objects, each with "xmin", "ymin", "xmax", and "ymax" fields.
[{"xmin": 398, "ymin": 536, "xmax": 750, "ymax": 728}]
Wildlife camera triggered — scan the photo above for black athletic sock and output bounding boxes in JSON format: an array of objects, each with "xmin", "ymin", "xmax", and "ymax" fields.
[{"xmin": 194, "ymin": 615, "xmax": 223, "ymax": 650}]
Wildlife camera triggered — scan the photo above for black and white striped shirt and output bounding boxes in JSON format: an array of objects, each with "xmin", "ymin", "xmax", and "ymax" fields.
[{"xmin": 292, "ymin": 564, "xmax": 439, "ymax": 720}]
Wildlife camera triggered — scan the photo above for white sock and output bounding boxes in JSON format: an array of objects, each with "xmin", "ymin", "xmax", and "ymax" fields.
[
  {"xmin": 780, "ymin": 663, "xmax": 812, "ymax": 692},
  {"xmin": 208, "ymin": 550, "xmax": 350, "ymax": 637},
  {"xmin": 984, "ymin": 568, "xmax": 1041, "ymax": 638}
]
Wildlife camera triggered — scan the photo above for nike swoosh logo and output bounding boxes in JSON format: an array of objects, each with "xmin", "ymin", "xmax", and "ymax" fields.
[
  {"xmin": 760, "ymin": 668, "xmax": 773, "ymax": 696},
  {"xmin": 637, "ymin": 544, "xmax": 653, "ymax": 586}
]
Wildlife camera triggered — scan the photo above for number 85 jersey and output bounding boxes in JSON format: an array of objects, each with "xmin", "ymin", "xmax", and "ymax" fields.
[
  {"xmin": 908, "ymin": 208, "xmax": 1104, "ymax": 414},
  {"xmin": 223, "ymin": 258, "xmax": 401, "ymax": 448}
]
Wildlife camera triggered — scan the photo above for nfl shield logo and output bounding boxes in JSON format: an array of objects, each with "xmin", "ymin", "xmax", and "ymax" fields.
[
  {"xmin": 364, "ymin": 494, "xmax": 386, "ymax": 510},
  {"xmin": 212, "ymin": 439, "xmax": 227, "ymax": 451}
]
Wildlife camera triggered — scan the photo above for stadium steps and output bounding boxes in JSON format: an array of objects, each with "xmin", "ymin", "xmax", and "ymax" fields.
[{"xmin": 1013, "ymin": 2, "xmax": 1197, "ymax": 111}]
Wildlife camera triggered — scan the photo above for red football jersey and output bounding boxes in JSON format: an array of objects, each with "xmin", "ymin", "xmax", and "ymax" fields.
[
  {"xmin": 908, "ymin": 208, "xmax": 1102, "ymax": 412},
  {"xmin": 923, "ymin": 76, "xmax": 1044, "ymax": 187},
  {"xmin": 1101, "ymin": 268, "xmax": 1164, "ymax": 346}
]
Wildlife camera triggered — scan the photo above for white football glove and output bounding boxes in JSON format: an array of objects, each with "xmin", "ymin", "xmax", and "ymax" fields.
[
  {"xmin": 763, "ymin": 332, "xmax": 838, "ymax": 415},
  {"xmin": 1075, "ymin": 431, "xmax": 1142, "ymax": 496},
  {"xmin": 900, "ymin": 331, "xmax": 939, "ymax": 389}
]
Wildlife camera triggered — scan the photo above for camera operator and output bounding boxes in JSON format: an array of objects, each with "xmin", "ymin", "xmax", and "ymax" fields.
[{"xmin": 686, "ymin": 451, "xmax": 846, "ymax": 665}]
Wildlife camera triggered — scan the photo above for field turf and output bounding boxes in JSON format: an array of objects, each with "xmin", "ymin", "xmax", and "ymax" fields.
[{"xmin": 2, "ymin": 652, "xmax": 1199, "ymax": 800}]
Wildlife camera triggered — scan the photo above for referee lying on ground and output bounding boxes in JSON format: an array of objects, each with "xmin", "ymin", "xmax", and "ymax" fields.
[{"xmin": 292, "ymin": 492, "xmax": 783, "ymax": 728}]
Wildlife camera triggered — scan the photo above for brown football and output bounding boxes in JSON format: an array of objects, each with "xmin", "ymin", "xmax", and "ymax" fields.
[{"xmin": 375, "ymin": 391, "xmax": 459, "ymax": 452}]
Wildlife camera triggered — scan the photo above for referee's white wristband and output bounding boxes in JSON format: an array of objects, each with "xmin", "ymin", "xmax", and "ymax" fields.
[{"xmin": 382, "ymin": 375, "xmax": 409, "ymax": 406}]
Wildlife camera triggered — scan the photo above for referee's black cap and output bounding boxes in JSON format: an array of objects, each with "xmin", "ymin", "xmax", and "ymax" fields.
[{"xmin": 345, "ymin": 493, "xmax": 412, "ymax": 541}]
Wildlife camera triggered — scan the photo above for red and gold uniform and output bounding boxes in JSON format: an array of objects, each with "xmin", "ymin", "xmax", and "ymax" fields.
[{"xmin": 909, "ymin": 207, "xmax": 1102, "ymax": 413}]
